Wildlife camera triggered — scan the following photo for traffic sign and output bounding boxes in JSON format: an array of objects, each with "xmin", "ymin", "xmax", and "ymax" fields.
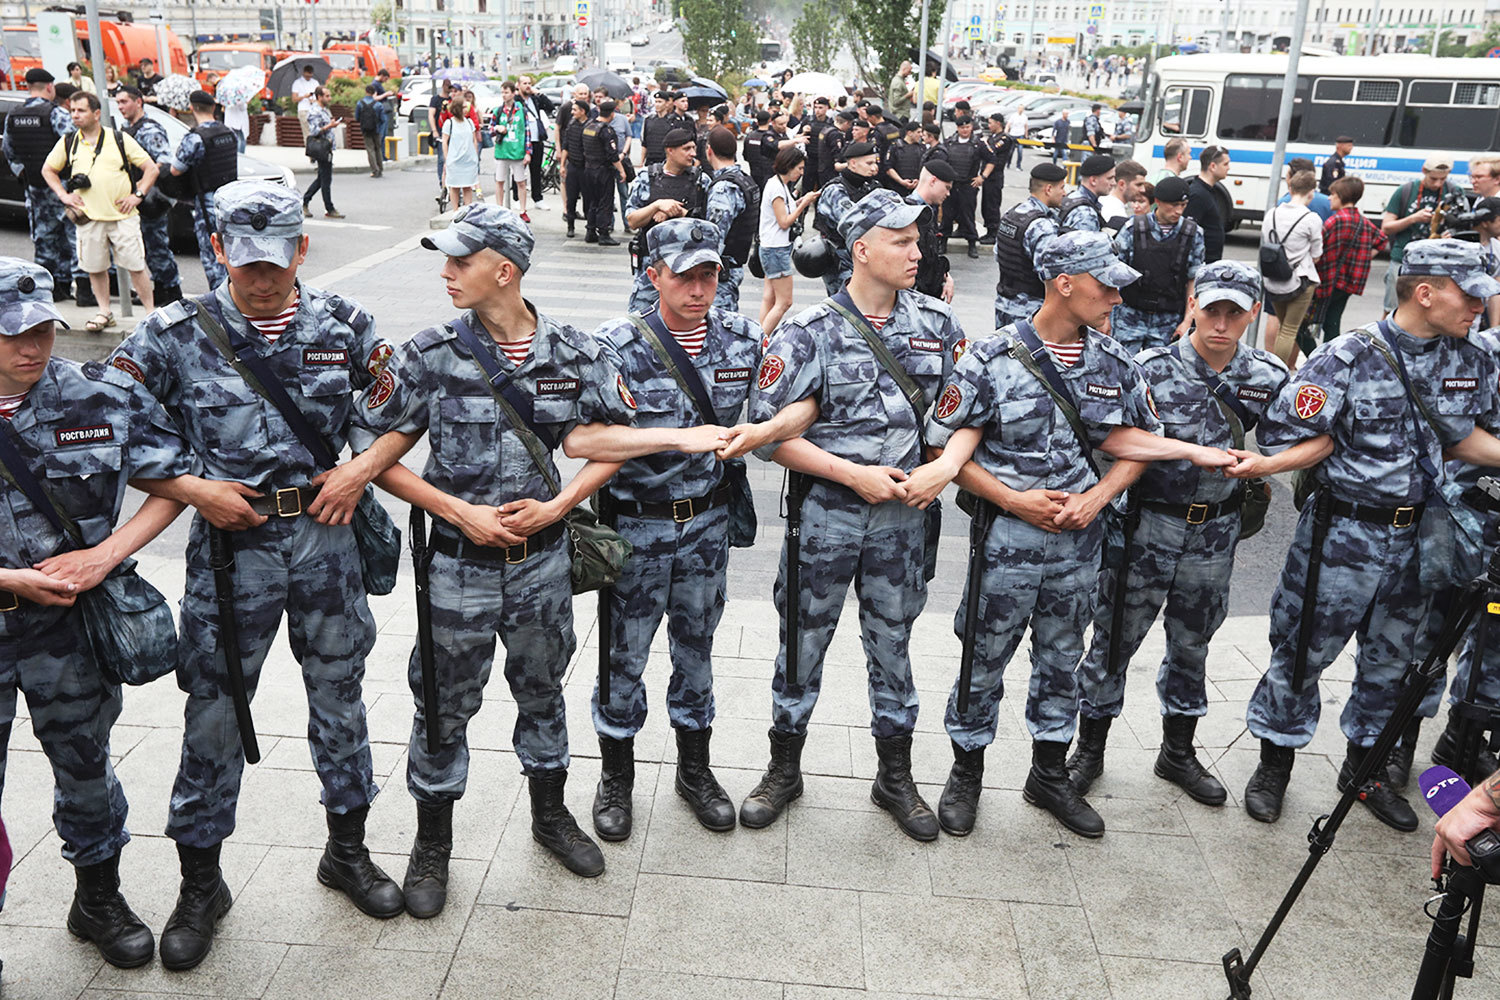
[
  {"xmin": 1488, "ymin": 46, "xmax": 1500, "ymax": 57},
  {"xmin": 1088, "ymin": 3, "xmax": 1104, "ymax": 18},
  {"xmin": 970, "ymin": 14, "xmax": 982, "ymax": 25},
  {"xmin": 575, "ymin": 0, "xmax": 590, "ymax": 15},
  {"xmin": 577, "ymin": 14, "xmax": 589, "ymax": 26}
]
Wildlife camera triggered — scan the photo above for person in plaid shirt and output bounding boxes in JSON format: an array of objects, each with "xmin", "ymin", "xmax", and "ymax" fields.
[{"xmin": 1314, "ymin": 176, "xmax": 1388, "ymax": 345}]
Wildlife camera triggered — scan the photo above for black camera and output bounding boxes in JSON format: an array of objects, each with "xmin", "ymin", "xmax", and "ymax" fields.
[{"xmin": 64, "ymin": 174, "xmax": 92, "ymax": 192}]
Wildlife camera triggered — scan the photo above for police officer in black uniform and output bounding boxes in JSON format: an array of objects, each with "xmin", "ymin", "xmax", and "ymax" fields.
[
  {"xmin": 802, "ymin": 96, "xmax": 833, "ymax": 195},
  {"xmin": 884, "ymin": 123, "xmax": 926, "ymax": 194},
  {"xmin": 865, "ymin": 104, "xmax": 900, "ymax": 160},
  {"xmin": 909, "ymin": 159, "xmax": 955, "ymax": 301},
  {"xmin": 559, "ymin": 100, "xmax": 591, "ymax": 238},
  {"xmin": 979, "ymin": 112, "xmax": 1015, "ymax": 245},
  {"xmin": 581, "ymin": 99, "xmax": 627, "ymax": 246},
  {"xmin": 744, "ymin": 110, "xmax": 773, "ymax": 188},
  {"xmin": 818, "ymin": 110, "xmax": 854, "ymax": 188},
  {"xmin": 941, "ymin": 115, "xmax": 993, "ymax": 258}
]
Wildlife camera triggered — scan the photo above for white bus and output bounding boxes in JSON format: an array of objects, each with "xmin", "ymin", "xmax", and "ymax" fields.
[{"xmin": 1136, "ymin": 53, "xmax": 1500, "ymax": 226}]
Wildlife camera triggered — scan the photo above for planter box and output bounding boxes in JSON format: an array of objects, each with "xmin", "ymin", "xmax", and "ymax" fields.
[
  {"xmin": 346, "ymin": 121, "xmax": 365, "ymax": 149},
  {"xmin": 275, "ymin": 115, "xmax": 306, "ymax": 147},
  {"xmin": 247, "ymin": 113, "xmax": 270, "ymax": 145}
]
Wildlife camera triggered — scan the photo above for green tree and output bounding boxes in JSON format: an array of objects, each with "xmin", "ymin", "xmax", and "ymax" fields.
[
  {"xmin": 680, "ymin": 0, "xmax": 758, "ymax": 79},
  {"xmin": 789, "ymin": 0, "xmax": 842, "ymax": 73},
  {"xmin": 370, "ymin": 0, "xmax": 394, "ymax": 35},
  {"xmin": 846, "ymin": 0, "xmax": 948, "ymax": 88}
]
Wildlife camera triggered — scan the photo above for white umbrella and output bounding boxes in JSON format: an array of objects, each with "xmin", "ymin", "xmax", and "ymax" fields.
[
  {"xmin": 215, "ymin": 65, "xmax": 268, "ymax": 108},
  {"xmin": 780, "ymin": 72, "xmax": 847, "ymax": 99},
  {"xmin": 154, "ymin": 73, "xmax": 199, "ymax": 112}
]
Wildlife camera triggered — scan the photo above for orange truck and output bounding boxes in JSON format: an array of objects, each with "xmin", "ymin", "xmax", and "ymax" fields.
[
  {"xmin": 321, "ymin": 42, "xmax": 401, "ymax": 80},
  {"xmin": 2, "ymin": 18, "xmax": 188, "ymax": 89},
  {"xmin": 193, "ymin": 42, "xmax": 299, "ymax": 98}
]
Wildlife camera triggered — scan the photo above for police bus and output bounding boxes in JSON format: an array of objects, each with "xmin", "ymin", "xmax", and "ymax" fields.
[{"xmin": 1136, "ymin": 53, "xmax": 1500, "ymax": 226}]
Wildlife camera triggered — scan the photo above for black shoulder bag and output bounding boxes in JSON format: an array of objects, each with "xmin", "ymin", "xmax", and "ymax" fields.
[
  {"xmin": 627, "ymin": 310, "xmax": 757, "ymax": 547},
  {"xmin": 1169, "ymin": 340, "xmax": 1270, "ymax": 539},
  {"xmin": 0, "ymin": 423, "xmax": 176, "ymax": 686},
  {"xmin": 191, "ymin": 297, "xmax": 402, "ymax": 595}
]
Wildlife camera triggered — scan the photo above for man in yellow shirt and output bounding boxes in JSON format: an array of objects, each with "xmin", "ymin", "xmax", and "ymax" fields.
[{"xmin": 41, "ymin": 90, "xmax": 158, "ymax": 331}]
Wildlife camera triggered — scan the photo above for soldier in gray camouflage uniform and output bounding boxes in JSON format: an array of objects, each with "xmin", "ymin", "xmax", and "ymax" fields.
[
  {"xmin": 1108, "ymin": 175, "xmax": 1202, "ymax": 355},
  {"xmin": 1239, "ymin": 239, "xmax": 1500, "ymax": 833},
  {"xmin": 741, "ymin": 190, "xmax": 968, "ymax": 843},
  {"xmin": 110, "ymin": 180, "xmax": 402, "ymax": 970},
  {"xmin": 0, "ymin": 258, "xmax": 192, "ymax": 967},
  {"xmin": 920, "ymin": 231, "xmax": 1231, "ymax": 839},
  {"xmin": 1071, "ymin": 261, "xmax": 1295, "ymax": 810},
  {"xmin": 992, "ymin": 162, "xmax": 1066, "ymax": 329},
  {"xmin": 0, "ymin": 70, "xmax": 88, "ymax": 305},
  {"xmin": 117, "ymin": 85, "xmax": 183, "ymax": 305}
]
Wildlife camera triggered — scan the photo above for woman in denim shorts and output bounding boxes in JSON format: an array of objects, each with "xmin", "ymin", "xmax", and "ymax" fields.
[{"xmin": 757, "ymin": 146, "xmax": 820, "ymax": 333}]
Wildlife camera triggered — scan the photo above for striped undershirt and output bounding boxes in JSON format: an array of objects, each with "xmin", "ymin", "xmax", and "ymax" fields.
[
  {"xmin": 1044, "ymin": 340, "xmax": 1085, "ymax": 367},
  {"xmin": 864, "ymin": 313, "xmax": 889, "ymax": 331},
  {"xmin": 664, "ymin": 321, "xmax": 708, "ymax": 357},
  {"xmin": 0, "ymin": 391, "xmax": 28, "ymax": 419},
  {"xmin": 246, "ymin": 291, "xmax": 300, "ymax": 343},
  {"xmin": 497, "ymin": 333, "xmax": 535, "ymax": 366}
]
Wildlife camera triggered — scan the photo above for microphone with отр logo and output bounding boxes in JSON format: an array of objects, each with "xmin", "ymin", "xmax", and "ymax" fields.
[{"xmin": 1419, "ymin": 765, "xmax": 1500, "ymax": 878}]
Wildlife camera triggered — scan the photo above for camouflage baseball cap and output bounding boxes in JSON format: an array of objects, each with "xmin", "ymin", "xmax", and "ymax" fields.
[
  {"xmin": 837, "ymin": 188, "xmax": 928, "ymax": 247},
  {"xmin": 215, "ymin": 180, "xmax": 305, "ymax": 268},
  {"xmin": 647, "ymin": 218, "xmax": 722, "ymax": 272},
  {"xmin": 422, "ymin": 203, "xmax": 535, "ymax": 272},
  {"xmin": 0, "ymin": 257, "xmax": 67, "ymax": 336},
  {"xmin": 1400, "ymin": 238, "xmax": 1500, "ymax": 298},
  {"xmin": 1194, "ymin": 259, "xmax": 1261, "ymax": 311},
  {"xmin": 1035, "ymin": 231, "xmax": 1141, "ymax": 287}
]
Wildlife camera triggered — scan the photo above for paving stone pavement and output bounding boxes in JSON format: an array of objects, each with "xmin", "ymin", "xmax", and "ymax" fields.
[{"xmin": 3, "ymin": 185, "xmax": 1491, "ymax": 1000}]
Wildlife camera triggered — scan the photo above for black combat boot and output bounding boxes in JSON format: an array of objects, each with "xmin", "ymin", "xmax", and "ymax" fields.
[
  {"xmin": 979, "ymin": 232, "xmax": 997, "ymax": 246},
  {"xmin": 1338, "ymin": 740, "xmax": 1418, "ymax": 833},
  {"xmin": 967, "ymin": 239, "xmax": 979, "ymax": 258},
  {"xmin": 153, "ymin": 281, "xmax": 183, "ymax": 307},
  {"xmin": 1386, "ymin": 718, "xmax": 1423, "ymax": 790},
  {"xmin": 66, "ymin": 851, "xmax": 154, "ymax": 968},
  {"xmin": 597, "ymin": 231, "xmax": 621, "ymax": 246},
  {"xmin": 51, "ymin": 277, "xmax": 72, "ymax": 302},
  {"xmin": 675, "ymin": 727, "xmax": 735, "ymax": 832},
  {"xmin": 1023, "ymin": 740, "xmax": 1105, "ymax": 838},
  {"xmin": 566, "ymin": 219, "xmax": 576, "ymax": 237},
  {"xmin": 585, "ymin": 229, "xmax": 599, "ymax": 243},
  {"xmin": 870, "ymin": 734, "xmax": 939, "ymax": 842},
  {"xmin": 739, "ymin": 728, "xmax": 806, "ymax": 828},
  {"xmin": 937, "ymin": 741, "xmax": 985, "ymax": 837},
  {"xmin": 592, "ymin": 735, "xmax": 635, "ymax": 841},
  {"xmin": 1154, "ymin": 715, "xmax": 1227, "ymax": 806},
  {"xmin": 316, "ymin": 806, "xmax": 404, "ymax": 917},
  {"xmin": 1431, "ymin": 710, "xmax": 1500, "ymax": 787},
  {"xmin": 1065, "ymin": 715, "xmax": 1111, "ymax": 794},
  {"xmin": 1244, "ymin": 740, "xmax": 1296, "ymax": 823},
  {"xmin": 159, "ymin": 843, "xmax": 233, "ymax": 971},
  {"xmin": 402, "ymin": 801, "xmax": 453, "ymax": 919},
  {"xmin": 75, "ymin": 276, "xmax": 98, "ymax": 308},
  {"xmin": 530, "ymin": 770, "xmax": 606, "ymax": 876}
]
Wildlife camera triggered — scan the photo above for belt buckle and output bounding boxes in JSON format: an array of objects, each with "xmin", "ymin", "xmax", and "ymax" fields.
[
  {"xmin": 1392, "ymin": 506, "xmax": 1415, "ymax": 528},
  {"xmin": 672, "ymin": 498, "xmax": 696, "ymax": 523},
  {"xmin": 505, "ymin": 538, "xmax": 529, "ymax": 564},
  {"xmin": 1185, "ymin": 503, "xmax": 1209, "ymax": 525},
  {"xmin": 0, "ymin": 590, "xmax": 17, "ymax": 612},
  {"xmin": 275, "ymin": 487, "xmax": 303, "ymax": 518}
]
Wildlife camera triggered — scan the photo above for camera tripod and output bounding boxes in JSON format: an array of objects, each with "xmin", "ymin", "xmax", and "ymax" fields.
[{"xmin": 1223, "ymin": 483, "xmax": 1500, "ymax": 1000}]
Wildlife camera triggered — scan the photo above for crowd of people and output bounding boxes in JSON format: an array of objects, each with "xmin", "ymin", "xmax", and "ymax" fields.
[{"xmin": 7, "ymin": 45, "xmax": 1500, "ymax": 984}]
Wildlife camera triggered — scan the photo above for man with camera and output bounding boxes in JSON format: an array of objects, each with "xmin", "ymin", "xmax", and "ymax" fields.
[{"xmin": 40, "ymin": 90, "xmax": 158, "ymax": 332}]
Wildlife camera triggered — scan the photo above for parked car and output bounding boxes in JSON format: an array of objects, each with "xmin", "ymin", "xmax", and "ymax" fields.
[
  {"xmin": 554, "ymin": 54, "xmax": 579, "ymax": 74},
  {"xmin": 657, "ymin": 20, "xmax": 676, "ymax": 33},
  {"xmin": 399, "ymin": 78, "xmax": 507, "ymax": 123},
  {"xmin": 629, "ymin": 34, "xmax": 650, "ymax": 47}
]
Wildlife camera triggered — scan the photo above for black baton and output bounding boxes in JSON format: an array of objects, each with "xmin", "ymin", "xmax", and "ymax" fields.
[
  {"xmin": 957, "ymin": 494, "xmax": 996, "ymax": 713},
  {"xmin": 409, "ymin": 507, "xmax": 440, "ymax": 756},
  {"xmin": 207, "ymin": 526, "xmax": 260, "ymax": 764},
  {"xmin": 784, "ymin": 472, "xmax": 809, "ymax": 687},
  {"xmin": 1291, "ymin": 490, "xmax": 1334, "ymax": 695},
  {"xmin": 597, "ymin": 492, "xmax": 616, "ymax": 705},
  {"xmin": 1105, "ymin": 491, "xmax": 1141, "ymax": 677}
]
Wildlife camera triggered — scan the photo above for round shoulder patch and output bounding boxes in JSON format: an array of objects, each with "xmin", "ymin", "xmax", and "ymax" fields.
[
  {"xmin": 616, "ymin": 374, "xmax": 637, "ymax": 410},
  {"xmin": 1294, "ymin": 384, "xmax": 1328, "ymax": 421},
  {"xmin": 952, "ymin": 338, "xmax": 969, "ymax": 364},
  {"xmin": 367, "ymin": 369, "xmax": 396, "ymax": 409},
  {"xmin": 935, "ymin": 384, "xmax": 963, "ymax": 420},
  {"xmin": 758, "ymin": 354, "xmax": 785, "ymax": 391}
]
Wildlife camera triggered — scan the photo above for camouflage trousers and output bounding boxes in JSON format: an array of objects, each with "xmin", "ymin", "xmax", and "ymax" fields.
[
  {"xmin": 407, "ymin": 531, "xmax": 575, "ymax": 803},
  {"xmin": 593, "ymin": 505, "xmax": 728, "ymax": 740},
  {"xmin": 714, "ymin": 266, "xmax": 744, "ymax": 313},
  {"xmin": 948, "ymin": 512, "xmax": 1104, "ymax": 749},
  {"xmin": 1246, "ymin": 508, "xmax": 1426, "ymax": 749},
  {"xmin": 770, "ymin": 484, "xmax": 927, "ymax": 738},
  {"xmin": 24, "ymin": 184, "xmax": 81, "ymax": 287},
  {"xmin": 1077, "ymin": 507, "xmax": 1238, "ymax": 720},
  {"xmin": 193, "ymin": 193, "xmax": 228, "ymax": 289},
  {"xmin": 138, "ymin": 209, "xmax": 181, "ymax": 290},
  {"xmin": 0, "ymin": 607, "xmax": 128, "ymax": 866},
  {"xmin": 1108, "ymin": 305, "xmax": 1181, "ymax": 357},
  {"xmin": 166, "ymin": 514, "xmax": 378, "ymax": 848},
  {"xmin": 994, "ymin": 294, "xmax": 1042, "ymax": 332}
]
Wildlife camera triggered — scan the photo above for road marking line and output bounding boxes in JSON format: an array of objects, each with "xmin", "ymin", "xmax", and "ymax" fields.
[{"xmin": 303, "ymin": 219, "xmax": 394, "ymax": 232}]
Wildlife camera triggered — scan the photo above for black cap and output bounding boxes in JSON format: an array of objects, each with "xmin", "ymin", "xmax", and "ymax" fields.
[
  {"xmin": 814, "ymin": 96, "xmax": 830, "ymax": 106},
  {"xmin": 1153, "ymin": 175, "xmax": 1190, "ymax": 203},
  {"xmin": 1471, "ymin": 196, "xmax": 1500, "ymax": 224},
  {"xmin": 988, "ymin": 112, "xmax": 1006, "ymax": 122},
  {"xmin": 24, "ymin": 68, "xmax": 54, "ymax": 84},
  {"xmin": 1336, "ymin": 135, "xmax": 1355, "ymax": 143},
  {"xmin": 922, "ymin": 123, "xmax": 941, "ymax": 137},
  {"xmin": 189, "ymin": 89, "xmax": 216, "ymax": 108},
  {"xmin": 924, "ymin": 159, "xmax": 956, "ymax": 183},
  {"xmin": 1079, "ymin": 154, "xmax": 1115, "ymax": 178},
  {"xmin": 1030, "ymin": 163, "xmax": 1067, "ymax": 182},
  {"xmin": 954, "ymin": 116, "xmax": 973, "ymax": 127},
  {"xmin": 836, "ymin": 110, "xmax": 857, "ymax": 122},
  {"xmin": 851, "ymin": 118, "xmax": 870, "ymax": 130},
  {"xmin": 663, "ymin": 127, "xmax": 695, "ymax": 147},
  {"xmin": 867, "ymin": 103, "xmax": 884, "ymax": 116},
  {"xmin": 843, "ymin": 140, "xmax": 877, "ymax": 158}
]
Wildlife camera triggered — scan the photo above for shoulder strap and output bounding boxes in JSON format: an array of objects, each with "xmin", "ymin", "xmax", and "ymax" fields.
[
  {"xmin": 1366, "ymin": 322, "xmax": 1442, "ymax": 487},
  {"xmin": 190, "ymin": 297, "xmax": 340, "ymax": 470},
  {"xmin": 0, "ymin": 422, "xmax": 84, "ymax": 544},
  {"xmin": 448, "ymin": 314, "xmax": 563, "ymax": 497},
  {"xmin": 628, "ymin": 312, "xmax": 717, "ymax": 422},
  {"xmin": 1170, "ymin": 340, "xmax": 1253, "ymax": 446},
  {"xmin": 825, "ymin": 292, "xmax": 929, "ymax": 429},
  {"xmin": 1009, "ymin": 320, "xmax": 1102, "ymax": 478}
]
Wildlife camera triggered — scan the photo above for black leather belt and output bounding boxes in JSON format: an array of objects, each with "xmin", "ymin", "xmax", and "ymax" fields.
[
  {"xmin": 0, "ymin": 590, "xmax": 17, "ymax": 612},
  {"xmin": 610, "ymin": 486, "xmax": 730, "ymax": 522},
  {"xmin": 1329, "ymin": 497, "xmax": 1425, "ymax": 528},
  {"xmin": 430, "ymin": 522, "xmax": 567, "ymax": 564},
  {"xmin": 247, "ymin": 485, "xmax": 321, "ymax": 518},
  {"xmin": 1140, "ymin": 495, "xmax": 1240, "ymax": 525}
]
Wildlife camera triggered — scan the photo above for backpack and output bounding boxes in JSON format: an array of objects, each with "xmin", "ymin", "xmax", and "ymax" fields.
[
  {"xmin": 1259, "ymin": 205, "xmax": 1312, "ymax": 283},
  {"xmin": 355, "ymin": 99, "xmax": 381, "ymax": 134}
]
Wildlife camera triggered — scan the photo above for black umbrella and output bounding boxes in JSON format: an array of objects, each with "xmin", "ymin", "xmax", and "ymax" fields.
[
  {"xmin": 267, "ymin": 55, "xmax": 332, "ymax": 100},
  {"xmin": 681, "ymin": 77, "xmax": 729, "ymax": 110},
  {"xmin": 576, "ymin": 69, "xmax": 632, "ymax": 100},
  {"xmin": 688, "ymin": 76, "xmax": 728, "ymax": 98},
  {"xmin": 1116, "ymin": 99, "xmax": 1145, "ymax": 116},
  {"xmin": 909, "ymin": 46, "xmax": 959, "ymax": 82}
]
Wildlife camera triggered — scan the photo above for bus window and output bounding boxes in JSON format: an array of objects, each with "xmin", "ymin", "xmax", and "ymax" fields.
[
  {"xmin": 1160, "ymin": 86, "xmax": 1210, "ymax": 137},
  {"xmin": 1397, "ymin": 79, "xmax": 1500, "ymax": 152},
  {"xmin": 1302, "ymin": 77, "xmax": 1399, "ymax": 144},
  {"xmin": 1218, "ymin": 73, "xmax": 1307, "ymax": 141}
]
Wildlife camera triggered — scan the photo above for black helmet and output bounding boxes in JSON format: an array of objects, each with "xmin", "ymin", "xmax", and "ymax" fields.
[
  {"xmin": 792, "ymin": 235, "xmax": 836, "ymax": 278},
  {"xmin": 747, "ymin": 247, "xmax": 765, "ymax": 279}
]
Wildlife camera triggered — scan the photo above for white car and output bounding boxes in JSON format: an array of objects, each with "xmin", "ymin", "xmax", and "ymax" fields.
[
  {"xmin": 657, "ymin": 20, "xmax": 675, "ymax": 33},
  {"xmin": 554, "ymin": 54, "xmax": 579, "ymax": 74},
  {"xmin": 629, "ymin": 33, "xmax": 649, "ymax": 47}
]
